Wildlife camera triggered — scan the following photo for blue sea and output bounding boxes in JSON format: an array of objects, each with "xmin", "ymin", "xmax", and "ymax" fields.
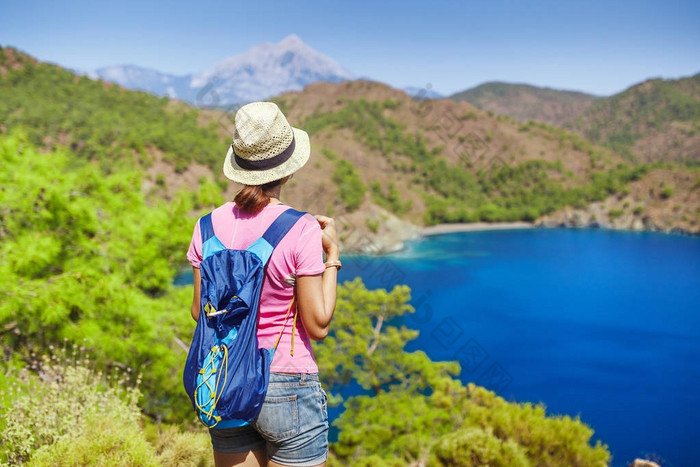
[{"xmin": 337, "ymin": 228, "xmax": 700, "ymax": 467}]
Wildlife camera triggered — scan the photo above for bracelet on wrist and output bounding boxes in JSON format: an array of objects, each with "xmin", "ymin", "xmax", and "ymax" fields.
[{"xmin": 324, "ymin": 260, "xmax": 342, "ymax": 271}]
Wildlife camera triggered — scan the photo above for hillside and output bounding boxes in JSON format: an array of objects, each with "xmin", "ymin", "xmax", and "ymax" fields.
[
  {"xmin": 567, "ymin": 73, "xmax": 700, "ymax": 164},
  {"xmin": 270, "ymin": 80, "xmax": 700, "ymax": 244},
  {"xmin": 450, "ymin": 81, "xmax": 600, "ymax": 126},
  {"xmin": 1, "ymin": 46, "xmax": 698, "ymax": 249}
]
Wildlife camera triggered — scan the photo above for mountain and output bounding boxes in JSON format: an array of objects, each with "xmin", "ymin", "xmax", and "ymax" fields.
[
  {"xmin": 403, "ymin": 86, "xmax": 444, "ymax": 99},
  {"xmin": 566, "ymin": 73, "xmax": 700, "ymax": 163},
  {"xmin": 92, "ymin": 35, "xmax": 354, "ymax": 106},
  {"xmin": 90, "ymin": 65, "xmax": 189, "ymax": 99},
  {"xmin": 450, "ymin": 82, "xmax": 600, "ymax": 126},
  {"xmin": 268, "ymin": 80, "xmax": 666, "ymax": 237},
  {"xmin": 268, "ymin": 79, "xmax": 698, "ymax": 239}
]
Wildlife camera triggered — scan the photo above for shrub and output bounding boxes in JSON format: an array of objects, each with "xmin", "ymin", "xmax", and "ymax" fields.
[
  {"xmin": 0, "ymin": 348, "xmax": 154, "ymax": 465},
  {"xmin": 382, "ymin": 99, "xmax": 400, "ymax": 110},
  {"xmin": 371, "ymin": 182, "xmax": 412, "ymax": 215},
  {"xmin": 608, "ymin": 209, "xmax": 624, "ymax": 220},
  {"xmin": 660, "ymin": 185, "xmax": 674, "ymax": 199},
  {"xmin": 28, "ymin": 413, "xmax": 158, "ymax": 467},
  {"xmin": 332, "ymin": 159, "xmax": 366, "ymax": 212},
  {"xmin": 153, "ymin": 425, "xmax": 214, "ymax": 467},
  {"xmin": 366, "ymin": 218, "xmax": 380, "ymax": 233},
  {"xmin": 429, "ymin": 427, "xmax": 530, "ymax": 467},
  {"xmin": 0, "ymin": 348, "xmax": 214, "ymax": 466},
  {"xmin": 321, "ymin": 148, "xmax": 338, "ymax": 160}
]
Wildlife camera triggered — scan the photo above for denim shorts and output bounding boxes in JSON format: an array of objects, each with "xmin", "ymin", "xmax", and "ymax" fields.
[{"xmin": 209, "ymin": 373, "xmax": 329, "ymax": 467}]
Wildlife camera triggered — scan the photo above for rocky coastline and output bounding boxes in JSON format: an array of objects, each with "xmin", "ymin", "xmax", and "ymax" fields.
[
  {"xmin": 342, "ymin": 213, "xmax": 697, "ymax": 256},
  {"xmin": 536, "ymin": 204, "xmax": 700, "ymax": 237}
]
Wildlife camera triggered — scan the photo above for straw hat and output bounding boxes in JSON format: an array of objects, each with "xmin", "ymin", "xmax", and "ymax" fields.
[{"xmin": 223, "ymin": 102, "xmax": 310, "ymax": 185}]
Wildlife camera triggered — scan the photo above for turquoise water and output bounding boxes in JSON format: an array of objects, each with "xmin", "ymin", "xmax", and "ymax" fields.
[{"xmin": 338, "ymin": 228, "xmax": 700, "ymax": 467}]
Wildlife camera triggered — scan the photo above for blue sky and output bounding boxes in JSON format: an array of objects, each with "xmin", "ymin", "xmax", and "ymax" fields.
[{"xmin": 1, "ymin": 0, "xmax": 699, "ymax": 96}]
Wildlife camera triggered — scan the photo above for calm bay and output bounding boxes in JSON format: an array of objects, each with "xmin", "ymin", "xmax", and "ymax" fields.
[{"xmin": 339, "ymin": 228, "xmax": 700, "ymax": 467}]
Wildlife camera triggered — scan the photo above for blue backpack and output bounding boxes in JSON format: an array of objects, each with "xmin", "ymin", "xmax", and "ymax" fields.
[{"xmin": 183, "ymin": 208, "xmax": 305, "ymax": 428}]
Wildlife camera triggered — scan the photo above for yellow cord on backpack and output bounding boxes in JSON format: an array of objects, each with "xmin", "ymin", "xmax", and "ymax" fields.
[
  {"xmin": 274, "ymin": 296, "xmax": 297, "ymax": 356},
  {"xmin": 193, "ymin": 344, "xmax": 229, "ymax": 427},
  {"xmin": 291, "ymin": 307, "xmax": 299, "ymax": 356}
]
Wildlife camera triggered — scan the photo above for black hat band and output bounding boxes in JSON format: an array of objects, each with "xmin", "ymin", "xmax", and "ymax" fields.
[{"xmin": 233, "ymin": 137, "xmax": 295, "ymax": 171}]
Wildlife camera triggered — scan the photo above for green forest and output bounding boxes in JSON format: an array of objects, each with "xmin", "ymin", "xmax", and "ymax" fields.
[{"xmin": 0, "ymin": 48, "xmax": 611, "ymax": 465}]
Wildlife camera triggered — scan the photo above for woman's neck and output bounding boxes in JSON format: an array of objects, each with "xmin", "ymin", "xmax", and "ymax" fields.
[{"xmin": 265, "ymin": 186, "xmax": 282, "ymax": 204}]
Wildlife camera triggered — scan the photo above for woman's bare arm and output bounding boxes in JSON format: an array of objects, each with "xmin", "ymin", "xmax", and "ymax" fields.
[
  {"xmin": 296, "ymin": 216, "xmax": 339, "ymax": 341},
  {"xmin": 191, "ymin": 267, "xmax": 201, "ymax": 322}
]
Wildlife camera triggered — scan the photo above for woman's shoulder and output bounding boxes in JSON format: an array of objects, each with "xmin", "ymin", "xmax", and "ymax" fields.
[
  {"xmin": 265, "ymin": 204, "xmax": 319, "ymax": 227},
  {"xmin": 290, "ymin": 209, "xmax": 321, "ymax": 233},
  {"xmin": 202, "ymin": 201, "xmax": 235, "ymax": 219}
]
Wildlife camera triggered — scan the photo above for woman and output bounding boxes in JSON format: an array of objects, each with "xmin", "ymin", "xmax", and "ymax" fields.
[{"xmin": 186, "ymin": 102, "xmax": 339, "ymax": 467}]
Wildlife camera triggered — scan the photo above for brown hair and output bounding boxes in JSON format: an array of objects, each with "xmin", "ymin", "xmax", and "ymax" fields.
[{"xmin": 234, "ymin": 179, "xmax": 284, "ymax": 214}]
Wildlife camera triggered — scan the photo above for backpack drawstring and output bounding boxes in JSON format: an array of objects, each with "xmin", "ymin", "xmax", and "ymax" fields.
[
  {"xmin": 194, "ymin": 343, "xmax": 229, "ymax": 427},
  {"xmin": 274, "ymin": 296, "xmax": 297, "ymax": 356}
]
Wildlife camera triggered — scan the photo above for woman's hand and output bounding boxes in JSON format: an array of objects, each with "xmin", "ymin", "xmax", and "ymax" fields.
[{"xmin": 314, "ymin": 215, "xmax": 339, "ymax": 260}]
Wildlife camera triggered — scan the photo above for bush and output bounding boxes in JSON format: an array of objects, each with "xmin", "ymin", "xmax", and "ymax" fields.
[
  {"xmin": 429, "ymin": 427, "xmax": 530, "ymax": 467},
  {"xmin": 0, "ymin": 348, "xmax": 153, "ymax": 465},
  {"xmin": 371, "ymin": 182, "xmax": 412, "ymax": 215},
  {"xmin": 366, "ymin": 218, "xmax": 380, "ymax": 233},
  {"xmin": 608, "ymin": 209, "xmax": 624, "ymax": 220},
  {"xmin": 332, "ymin": 159, "xmax": 366, "ymax": 212},
  {"xmin": 0, "ymin": 348, "xmax": 214, "ymax": 466},
  {"xmin": 28, "ymin": 413, "xmax": 158, "ymax": 467},
  {"xmin": 660, "ymin": 185, "xmax": 674, "ymax": 199},
  {"xmin": 153, "ymin": 426, "xmax": 213, "ymax": 467},
  {"xmin": 322, "ymin": 148, "xmax": 338, "ymax": 161}
]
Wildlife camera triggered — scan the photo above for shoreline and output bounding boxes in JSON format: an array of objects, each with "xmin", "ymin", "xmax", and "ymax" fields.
[
  {"xmin": 342, "ymin": 221, "xmax": 698, "ymax": 255},
  {"xmin": 421, "ymin": 221, "xmax": 535, "ymax": 237}
]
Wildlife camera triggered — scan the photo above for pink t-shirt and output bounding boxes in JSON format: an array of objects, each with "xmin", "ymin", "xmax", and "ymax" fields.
[{"xmin": 186, "ymin": 202, "xmax": 325, "ymax": 373}]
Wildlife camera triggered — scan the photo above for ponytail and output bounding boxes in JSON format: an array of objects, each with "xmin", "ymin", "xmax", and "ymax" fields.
[{"xmin": 234, "ymin": 179, "xmax": 283, "ymax": 214}]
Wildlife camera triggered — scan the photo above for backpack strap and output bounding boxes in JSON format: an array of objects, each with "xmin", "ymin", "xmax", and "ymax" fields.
[
  {"xmin": 246, "ymin": 208, "xmax": 305, "ymax": 265},
  {"xmin": 263, "ymin": 208, "xmax": 306, "ymax": 248},
  {"xmin": 246, "ymin": 208, "xmax": 306, "ymax": 357},
  {"xmin": 200, "ymin": 213, "xmax": 215, "ymax": 242},
  {"xmin": 200, "ymin": 213, "xmax": 227, "ymax": 260}
]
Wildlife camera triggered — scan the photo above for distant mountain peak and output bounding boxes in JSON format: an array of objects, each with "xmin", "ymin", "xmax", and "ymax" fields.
[
  {"xmin": 279, "ymin": 34, "xmax": 304, "ymax": 47},
  {"xmin": 93, "ymin": 35, "xmax": 354, "ymax": 106}
]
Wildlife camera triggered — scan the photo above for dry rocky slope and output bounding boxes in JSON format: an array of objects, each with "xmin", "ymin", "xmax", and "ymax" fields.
[
  {"xmin": 450, "ymin": 75, "xmax": 700, "ymax": 165},
  {"xmin": 450, "ymin": 81, "xmax": 600, "ymax": 127},
  {"xmin": 567, "ymin": 73, "xmax": 700, "ymax": 164},
  {"xmin": 206, "ymin": 80, "xmax": 697, "ymax": 252},
  {"xmin": 537, "ymin": 168, "xmax": 700, "ymax": 234}
]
